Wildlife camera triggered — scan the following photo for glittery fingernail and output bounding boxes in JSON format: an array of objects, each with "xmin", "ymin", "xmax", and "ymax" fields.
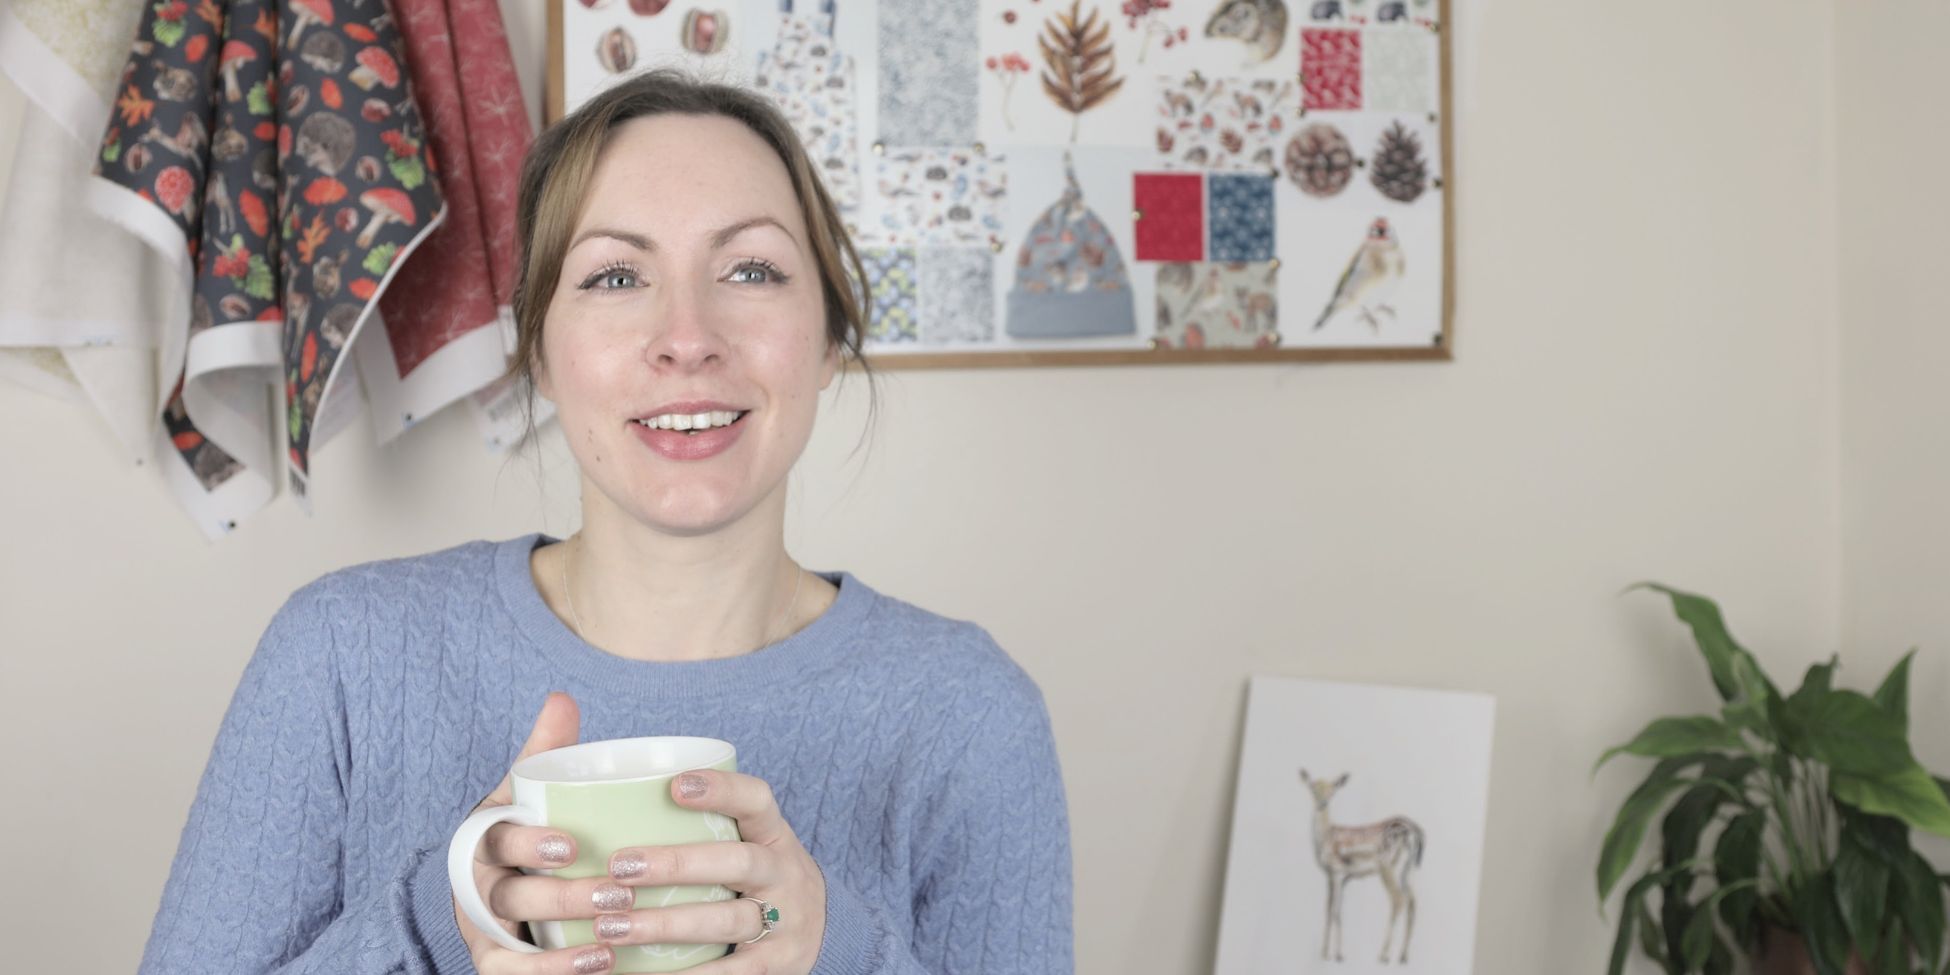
[
  {"xmin": 677, "ymin": 773, "xmax": 708, "ymax": 799},
  {"xmin": 595, "ymin": 913, "xmax": 633, "ymax": 940},
  {"xmin": 573, "ymin": 945, "xmax": 614, "ymax": 974},
  {"xmin": 592, "ymin": 882, "xmax": 634, "ymax": 912},
  {"xmin": 537, "ymin": 834, "xmax": 574, "ymax": 864},
  {"xmin": 609, "ymin": 851, "xmax": 646, "ymax": 880}
]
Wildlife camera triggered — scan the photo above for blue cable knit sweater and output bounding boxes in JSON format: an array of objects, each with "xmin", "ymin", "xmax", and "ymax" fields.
[{"xmin": 136, "ymin": 535, "xmax": 1073, "ymax": 974}]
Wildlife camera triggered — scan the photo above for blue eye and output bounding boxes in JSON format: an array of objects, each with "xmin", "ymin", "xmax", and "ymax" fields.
[
  {"xmin": 728, "ymin": 260, "xmax": 787, "ymax": 285},
  {"xmin": 581, "ymin": 264, "xmax": 640, "ymax": 290}
]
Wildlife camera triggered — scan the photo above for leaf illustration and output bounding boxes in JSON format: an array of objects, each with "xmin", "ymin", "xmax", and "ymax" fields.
[
  {"xmin": 1037, "ymin": 0, "xmax": 1124, "ymax": 142},
  {"xmin": 116, "ymin": 85, "xmax": 156, "ymax": 127},
  {"xmin": 295, "ymin": 213, "xmax": 330, "ymax": 264},
  {"xmin": 362, "ymin": 243, "xmax": 399, "ymax": 275},
  {"xmin": 246, "ymin": 81, "xmax": 271, "ymax": 116}
]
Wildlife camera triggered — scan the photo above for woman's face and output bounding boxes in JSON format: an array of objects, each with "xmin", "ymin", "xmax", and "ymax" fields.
[{"xmin": 537, "ymin": 113, "xmax": 838, "ymax": 537}]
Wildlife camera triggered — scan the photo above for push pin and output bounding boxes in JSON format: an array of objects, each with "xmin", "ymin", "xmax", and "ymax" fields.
[
  {"xmin": 989, "ymin": 238, "xmax": 1004, "ymax": 253},
  {"xmin": 871, "ymin": 141, "xmax": 885, "ymax": 155},
  {"xmin": 1132, "ymin": 208, "xmax": 1144, "ymax": 221},
  {"xmin": 973, "ymin": 141, "xmax": 986, "ymax": 155},
  {"xmin": 1267, "ymin": 257, "xmax": 1281, "ymax": 270}
]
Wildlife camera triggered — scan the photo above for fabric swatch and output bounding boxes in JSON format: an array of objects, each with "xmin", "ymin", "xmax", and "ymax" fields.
[
  {"xmin": 1152, "ymin": 261, "xmax": 1280, "ymax": 349},
  {"xmin": 1302, "ymin": 28, "xmax": 1363, "ymax": 111},
  {"xmin": 917, "ymin": 247, "xmax": 994, "ymax": 345},
  {"xmin": 861, "ymin": 247, "xmax": 918, "ymax": 344},
  {"xmin": 1206, "ymin": 173, "xmax": 1275, "ymax": 262},
  {"xmin": 754, "ymin": 8, "xmax": 863, "ymax": 212},
  {"xmin": 876, "ymin": 0, "xmax": 978, "ymax": 146},
  {"xmin": 1133, "ymin": 172, "xmax": 1204, "ymax": 262},
  {"xmin": 1154, "ymin": 75, "xmax": 1297, "ymax": 174},
  {"xmin": 872, "ymin": 147, "xmax": 1006, "ymax": 246},
  {"xmin": 1363, "ymin": 28, "xmax": 1433, "ymax": 114}
]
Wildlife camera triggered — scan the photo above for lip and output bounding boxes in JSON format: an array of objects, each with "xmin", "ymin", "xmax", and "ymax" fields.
[{"xmin": 629, "ymin": 402, "xmax": 749, "ymax": 462}]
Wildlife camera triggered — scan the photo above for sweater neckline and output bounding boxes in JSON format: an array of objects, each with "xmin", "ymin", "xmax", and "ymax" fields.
[{"xmin": 494, "ymin": 534, "xmax": 872, "ymax": 698}]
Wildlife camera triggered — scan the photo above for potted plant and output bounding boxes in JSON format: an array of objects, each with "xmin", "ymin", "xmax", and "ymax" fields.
[{"xmin": 1596, "ymin": 584, "xmax": 1950, "ymax": 975}]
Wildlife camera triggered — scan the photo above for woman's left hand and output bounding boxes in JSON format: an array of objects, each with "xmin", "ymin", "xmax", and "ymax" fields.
[{"xmin": 599, "ymin": 770, "xmax": 827, "ymax": 975}]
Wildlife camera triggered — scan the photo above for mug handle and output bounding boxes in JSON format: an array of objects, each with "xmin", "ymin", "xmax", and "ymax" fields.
[{"xmin": 447, "ymin": 804, "xmax": 546, "ymax": 954}]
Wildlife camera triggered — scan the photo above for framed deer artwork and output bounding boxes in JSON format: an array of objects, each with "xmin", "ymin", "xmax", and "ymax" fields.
[
  {"xmin": 1215, "ymin": 676, "xmax": 1494, "ymax": 974},
  {"xmin": 548, "ymin": 0, "xmax": 1454, "ymax": 368}
]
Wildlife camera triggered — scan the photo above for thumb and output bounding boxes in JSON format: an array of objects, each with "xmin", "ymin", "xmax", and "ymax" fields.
[{"xmin": 481, "ymin": 691, "xmax": 581, "ymax": 808}]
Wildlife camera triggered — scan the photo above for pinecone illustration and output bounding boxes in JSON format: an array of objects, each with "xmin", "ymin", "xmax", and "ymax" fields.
[
  {"xmin": 1284, "ymin": 123, "xmax": 1354, "ymax": 197},
  {"xmin": 1370, "ymin": 121, "xmax": 1428, "ymax": 203}
]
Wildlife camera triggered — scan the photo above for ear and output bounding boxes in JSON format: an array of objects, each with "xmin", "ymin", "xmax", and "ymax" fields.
[
  {"xmin": 1299, "ymin": 768, "xmax": 1312, "ymax": 784},
  {"xmin": 1334, "ymin": 773, "xmax": 1349, "ymax": 788}
]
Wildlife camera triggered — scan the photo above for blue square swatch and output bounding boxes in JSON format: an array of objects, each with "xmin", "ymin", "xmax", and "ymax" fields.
[{"xmin": 1207, "ymin": 173, "xmax": 1276, "ymax": 263}]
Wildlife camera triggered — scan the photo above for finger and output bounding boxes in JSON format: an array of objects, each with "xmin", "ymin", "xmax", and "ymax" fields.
[
  {"xmin": 480, "ymin": 822, "xmax": 580, "ymax": 869},
  {"xmin": 669, "ymin": 770, "xmax": 795, "ymax": 847},
  {"xmin": 606, "ymin": 841, "xmax": 777, "ymax": 890},
  {"xmin": 591, "ymin": 898, "xmax": 770, "ymax": 948},
  {"xmin": 485, "ymin": 692, "xmax": 583, "ymax": 808},
  {"xmin": 487, "ymin": 873, "xmax": 642, "ymax": 922},
  {"xmin": 674, "ymin": 947, "xmax": 774, "ymax": 975},
  {"xmin": 474, "ymin": 941, "xmax": 617, "ymax": 975}
]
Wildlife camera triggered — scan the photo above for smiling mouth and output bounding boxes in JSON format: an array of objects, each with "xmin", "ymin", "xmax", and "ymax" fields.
[{"xmin": 632, "ymin": 410, "xmax": 749, "ymax": 435}]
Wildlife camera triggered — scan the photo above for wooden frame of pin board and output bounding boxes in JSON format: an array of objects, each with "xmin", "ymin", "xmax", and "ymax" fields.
[{"xmin": 546, "ymin": 0, "xmax": 1454, "ymax": 369}]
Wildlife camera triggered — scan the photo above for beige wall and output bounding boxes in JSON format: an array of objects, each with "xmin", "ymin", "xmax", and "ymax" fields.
[
  {"xmin": 1836, "ymin": 1, "xmax": 1950, "ymax": 863},
  {"xmin": 2, "ymin": 1, "xmax": 1936, "ymax": 971}
]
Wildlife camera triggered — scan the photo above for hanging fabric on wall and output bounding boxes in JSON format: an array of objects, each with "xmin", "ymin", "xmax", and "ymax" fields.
[
  {"xmin": 0, "ymin": 0, "xmax": 183, "ymax": 470},
  {"xmin": 0, "ymin": 0, "xmax": 533, "ymax": 538},
  {"xmin": 752, "ymin": 0, "xmax": 862, "ymax": 215}
]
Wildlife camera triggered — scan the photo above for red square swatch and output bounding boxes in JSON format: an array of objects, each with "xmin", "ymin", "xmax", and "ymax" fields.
[
  {"xmin": 1133, "ymin": 172, "xmax": 1204, "ymax": 262},
  {"xmin": 1302, "ymin": 28, "xmax": 1363, "ymax": 110}
]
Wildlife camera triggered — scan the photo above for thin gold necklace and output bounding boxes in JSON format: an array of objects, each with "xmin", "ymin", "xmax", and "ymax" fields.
[{"xmin": 558, "ymin": 535, "xmax": 805, "ymax": 650}]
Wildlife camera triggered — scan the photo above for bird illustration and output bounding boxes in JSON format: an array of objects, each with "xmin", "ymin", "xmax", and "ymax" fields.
[{"xmin": 1313, "ymin": 217, "xmax": 1405, "ymax": 332}]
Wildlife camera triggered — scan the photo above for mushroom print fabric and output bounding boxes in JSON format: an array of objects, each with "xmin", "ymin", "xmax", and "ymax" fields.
[{"xmin": 62, "ymin": 0, "xmax": 529, "ymax": 536}]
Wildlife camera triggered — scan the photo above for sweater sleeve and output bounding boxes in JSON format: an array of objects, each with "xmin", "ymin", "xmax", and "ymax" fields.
[
  {"xmin": 809, "ymin": 653, "xmax": 1076, "ymax": 975},
  {"xmin": 136, "ymin": 584, "xmax": 472, "ymax": 975}
]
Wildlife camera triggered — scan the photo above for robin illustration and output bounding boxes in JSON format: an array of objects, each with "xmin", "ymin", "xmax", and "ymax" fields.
[{"xmin": 1313, "ymin": 217, "xmax": 1405, "ymax": 332}]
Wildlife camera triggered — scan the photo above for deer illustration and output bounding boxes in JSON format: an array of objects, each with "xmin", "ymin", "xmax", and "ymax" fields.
[{"xmin": 1300, "ymin": 770, "xmax": 1425, "ymax": 964}]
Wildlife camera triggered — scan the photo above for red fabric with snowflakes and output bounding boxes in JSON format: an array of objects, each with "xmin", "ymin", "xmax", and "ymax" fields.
[
  {"xmin": 1302, "ymin": 28, "xmax": 1363, "ymax": 111},
  {"xmin": 380, "ymin": 0, "xmax": 531, "ymax": 376},
  {"xmin": 1133, "ymin": 172, "xmax": 1203, "ymax": 262}
]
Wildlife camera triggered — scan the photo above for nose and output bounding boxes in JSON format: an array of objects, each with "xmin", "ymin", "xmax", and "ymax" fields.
[{"xmin": 645, "ymin": 278, "xmax": 728, "ymax": 371}]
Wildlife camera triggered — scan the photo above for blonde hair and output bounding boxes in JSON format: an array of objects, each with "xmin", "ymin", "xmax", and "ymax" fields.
[{"xmin": 506, "ymin": 70, "xmax": 873, "ymax": 415}]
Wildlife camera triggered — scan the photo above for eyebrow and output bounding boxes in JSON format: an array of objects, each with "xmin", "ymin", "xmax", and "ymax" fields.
[{"xmin": 567, "ymin": 216, "xmax": 798, "ymax": 255}]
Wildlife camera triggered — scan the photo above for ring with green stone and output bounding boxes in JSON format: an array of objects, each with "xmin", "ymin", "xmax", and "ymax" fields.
[{"xmin": 738, "ymin": 896, "xmax": 780, "ymax": 944}]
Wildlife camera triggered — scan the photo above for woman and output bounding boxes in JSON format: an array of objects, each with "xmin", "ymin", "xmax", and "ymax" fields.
[{"xmin": 136, "ymin": 72, "xmax": 1073, "ymax": 975}]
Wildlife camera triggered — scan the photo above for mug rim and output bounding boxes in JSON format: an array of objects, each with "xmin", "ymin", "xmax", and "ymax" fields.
[{"xmin": 512, "ymin": 735, "xmax": 736, "ymax": 785}]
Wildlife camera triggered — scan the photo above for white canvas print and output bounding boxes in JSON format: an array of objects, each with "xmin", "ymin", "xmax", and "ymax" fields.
[{"xmin": 1214, "ymin": 677, "xmax": 1494, "ymax": 975}]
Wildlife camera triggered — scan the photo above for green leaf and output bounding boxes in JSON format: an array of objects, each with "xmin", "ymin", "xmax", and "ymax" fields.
[
  {"xmin": 1663, "ymin": 772, "xmax": 1740, "ymax": 870},
  {"xmin": 1835, "ymin": 833, "xmax": 1891, "ymax": 961},
  {"xmin": 1873, "ymin": 651, "xmax": 1915, "ymax": 733},
  {"xmin": 152, "ymin": 13, "xmax": 184, "ymax": 47},
  {"xmin": 1600, "ymin": 775, "xmax": 1697, "ymax": 902},
  {"xmin": 246, "ymin": 81, "xmax": 270, "ymax": 116},
  {"xmin": 1597, "ymin": 716, "xmax": 1746, "ymax": 773},
  {"xmin": 1893, "ymin": 852, "xmax": 1946, "ymax": 970},
  {"xmin": 1633, "ymin": 583, "xmax": 1748, "ymax": 702},
  {"xmin": 1834, "ymin": 765, "xmax": 1950, "ymax": 838},
  {"xmin": 244, "ymin": 256, "xmax": 275, "ymax": 301},
  {"xmin": 389, "ymin": 155, "xmax": 426, "ymax": 190},
  {"xmin": 1788, "ymin": 690, "xmax": 1916, "ymax": 776},
  {"xmin": 1611, "ymin": 864, "xmax": 1695, "ymax": 975},
  {"xmin": 363, "ymin": 243, "xmax": 399, "ymax": 276},
  {"xmin": 1873, "ymin": 916, "xmax": 1906, "ymax": 975},
  {"xmin": 1684, "ymin": 880, "xmax": 1760, "ymax": 968},
  {"xmin": 1715, "ymin": 810, "xmax": 1765, "ymax": 940},
  {"xmin": 1636, "ymin": 898, "xmax": 1672, "ymax": 972},
  {"xmin": 1795, "ymin": 657, "xmax": 1838, "ymax": 701},
  {"xmin": 1794, "ymin": 875, "xmax": 1854, "ymax": 975},
  {"xmin": 102, "ymin": 140, "xmax": 121, "ymax": 164}
]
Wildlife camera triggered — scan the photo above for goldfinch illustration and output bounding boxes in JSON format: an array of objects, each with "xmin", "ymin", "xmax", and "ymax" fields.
[{"xmin": 1313, "ymin": 217, "xmax": 1405, "ymax": 331}]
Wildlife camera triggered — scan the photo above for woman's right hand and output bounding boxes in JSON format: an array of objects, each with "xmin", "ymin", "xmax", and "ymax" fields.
[{"xmin": 455, "ymin": 691, "xmax": 619, "ymax": 975}]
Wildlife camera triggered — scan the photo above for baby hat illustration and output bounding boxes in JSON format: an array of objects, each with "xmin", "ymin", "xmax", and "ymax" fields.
[{"xmin": 1005, "ymin": 156, "xmax": 1137, "ymax": 339}]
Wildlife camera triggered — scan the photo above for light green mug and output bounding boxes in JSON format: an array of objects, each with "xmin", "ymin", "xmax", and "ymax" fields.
[{"xmin": 447, "ymin": 736, "xmax": 742, "ymax": 972}]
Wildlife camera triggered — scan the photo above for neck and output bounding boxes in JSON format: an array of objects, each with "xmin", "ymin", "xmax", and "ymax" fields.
[
  {"xmin": 1311, "ymin": 804, "xmax": 1335, "ymax": 863},
  {"xmin": 543, "ymin": 490, "xmax": 829, "ymax": 663}
]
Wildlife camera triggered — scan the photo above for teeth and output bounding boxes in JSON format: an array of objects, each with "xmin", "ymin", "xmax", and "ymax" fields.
[{"xmin": 638, "ymin": 410, "xmax": 742, "ymax": 431}]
